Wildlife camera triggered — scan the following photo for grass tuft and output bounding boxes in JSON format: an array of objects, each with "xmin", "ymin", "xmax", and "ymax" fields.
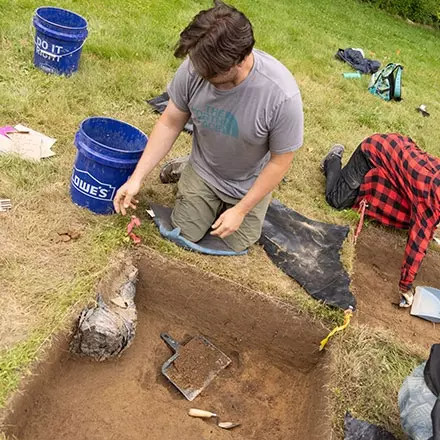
[{"xmin": 329, "ymin": 325, "xmax": 425, "ymax": 438}]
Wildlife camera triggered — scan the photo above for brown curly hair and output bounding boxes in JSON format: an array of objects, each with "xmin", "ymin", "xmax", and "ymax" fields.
[{"xmin": 174, "ymin": 1, "xmax": 255, "ymax": 79}]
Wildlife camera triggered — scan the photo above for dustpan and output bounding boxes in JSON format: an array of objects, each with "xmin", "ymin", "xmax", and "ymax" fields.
[
  {"xmin": 410, "ymin": 286, "xmax": 440, "ymax": 323},
  {"xmin": 160, "ymin": 333, "xmax": 231, "ymax": 401}
]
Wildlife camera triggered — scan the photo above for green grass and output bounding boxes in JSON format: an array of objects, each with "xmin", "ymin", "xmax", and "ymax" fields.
[
  {"xmin": 330, "ymin": 325, "xmax": 425, "ymax": 437},
  {"xmin": 0, "ymin": 0, "xmax": 439, "ymax": 437}
]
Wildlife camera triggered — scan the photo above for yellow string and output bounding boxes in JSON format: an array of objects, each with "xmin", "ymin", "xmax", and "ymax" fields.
[{"xmin": 319, "ymin": 307, "xmax": 353, "ymax": 351}]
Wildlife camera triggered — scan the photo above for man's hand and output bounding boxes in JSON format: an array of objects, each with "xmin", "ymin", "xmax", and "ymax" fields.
[
  {"xmin": 211, "ymin": 206, "xmax": 245, "ymax": 239},
  {"xmin": 112, "ymin": 100, "xmax": 190, "ymax": 216},
  {"xmin": 399, "ymin": 288, "xmax": 414, "ymax": 308},
  {"xmin": 113, "ymin": 178, "xmax": 141, "ymax": 215}
]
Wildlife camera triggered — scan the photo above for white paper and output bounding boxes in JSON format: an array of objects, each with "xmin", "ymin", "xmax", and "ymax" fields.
[
  {"xmin": 7, "ymin": 132, "xmax": 43, "ymax": 161},
  {"xmin": 0, "ymin": 134, "xmax": 13, "ymax": 154},
  {"xmin": 0, "ymin": 124, "xmax": 56, "ymax": 161},
  {"xmin": 14, "ymin": 124, "xmax": 56, "ymax": 159}
]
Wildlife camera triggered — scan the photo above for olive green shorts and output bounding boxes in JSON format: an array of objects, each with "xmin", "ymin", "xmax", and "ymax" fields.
[{"xmin": 171, "ymin": 163, "xmax": 271, "ymax": 252}]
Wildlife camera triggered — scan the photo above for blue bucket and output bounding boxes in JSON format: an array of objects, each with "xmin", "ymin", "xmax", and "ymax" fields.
[
  {"xmin": 33, "ymin": 7, "xmax": 88, "ymax": 76},
  {"xmin": 71, "ymin": 117, "xmax": 147, "ymax": 215}
]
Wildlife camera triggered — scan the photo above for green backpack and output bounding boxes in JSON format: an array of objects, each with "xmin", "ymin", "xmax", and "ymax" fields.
[{"xmin": 368, "ymin": 63, "xmax": 403, "ymax": 101}]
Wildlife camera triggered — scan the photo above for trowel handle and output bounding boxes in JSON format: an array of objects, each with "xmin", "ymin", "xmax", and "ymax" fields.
[
  {"xmin": 160, "ymin": 333, "xmax": 181, "ymax": 352},
  {"xmin": 188, "ymin": 408, "xmax": 217, "ymax": 418}
]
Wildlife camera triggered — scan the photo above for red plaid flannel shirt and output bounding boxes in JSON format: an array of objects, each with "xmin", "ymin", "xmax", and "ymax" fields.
[{"xmin": 355, "ymin": 133, "xmax": 440, "ymax": 292}]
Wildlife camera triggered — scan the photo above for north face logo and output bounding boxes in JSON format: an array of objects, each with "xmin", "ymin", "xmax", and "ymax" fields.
[{"xmin": 191, "ymin": 105, "xmax": 239, "ymax": 138}]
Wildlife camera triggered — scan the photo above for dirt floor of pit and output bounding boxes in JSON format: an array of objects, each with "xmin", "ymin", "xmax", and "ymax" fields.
[
  {"xmin": 3, "ymin": 253, "xmax": 331, "ymax": 440},
  {"xmin": 353, "ymin": 225, "xmax": 440, "ymax": 349}
]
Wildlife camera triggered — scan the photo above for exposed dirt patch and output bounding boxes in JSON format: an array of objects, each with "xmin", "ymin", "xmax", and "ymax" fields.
[
  {"xmin": 353, "ymin": 225, "xmax": 440, "ymax": 350},
  {"xmin": 2, "ymin": 252, "xmax": 331, "ymax": 440}
]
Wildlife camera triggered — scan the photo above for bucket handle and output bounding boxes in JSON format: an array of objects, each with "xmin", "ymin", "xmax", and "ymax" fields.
[
  {"xmin": 35, "ymin": 40, "xmax": 86, "ymax": 59},
  {"xmin": 30, "ymin": 17, "xmax": 86, "ymax": 60}
]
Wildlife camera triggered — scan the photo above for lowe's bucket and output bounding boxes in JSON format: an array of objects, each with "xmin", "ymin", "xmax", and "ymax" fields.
[
  {"xmin": 33, "ymin": 7, "xmax": 88, "ymax": 76},
  {"xmin": 71, "ymin": 117, "xmax": 147, "ymax": 215}
]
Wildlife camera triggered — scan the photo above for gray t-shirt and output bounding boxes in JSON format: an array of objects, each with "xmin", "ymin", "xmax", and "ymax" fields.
[{"xmin": 167, "ymin": 49, "xmax": 303, "ymax": 198}]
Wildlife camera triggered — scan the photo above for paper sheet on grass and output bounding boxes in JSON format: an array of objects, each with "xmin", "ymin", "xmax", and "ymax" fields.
[{"xmin": 0, "ymin": 124, "xmax": 56, "ymax": 161}]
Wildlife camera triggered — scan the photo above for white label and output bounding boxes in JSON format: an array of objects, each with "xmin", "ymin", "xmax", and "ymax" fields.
[
  {"xmin": 71, "ymin": 168, "xmax": 116, "ymax": 201},
  {"xmin": 35, "ymin": 36, "xmax": 63, "ymax": 62}
]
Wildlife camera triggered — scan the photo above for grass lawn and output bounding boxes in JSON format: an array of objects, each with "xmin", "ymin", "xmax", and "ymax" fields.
[{"xmin": 0, "ymin": 0, "xmax": 439, "ymax": 437}]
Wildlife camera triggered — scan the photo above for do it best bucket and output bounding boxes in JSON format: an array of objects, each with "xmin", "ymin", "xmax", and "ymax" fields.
[
  {"xmin": 71, "ymin": 117, "xmax": 147, "ymax": 215},
  {"xmin": 33, "ymin": 7, "xmax": 88, "ymax": 76}
]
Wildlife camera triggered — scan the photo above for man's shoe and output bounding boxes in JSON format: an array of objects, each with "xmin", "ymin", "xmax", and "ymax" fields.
[
  {"xmin": 159, "ymin": 155, "xmax": 190, "ymax": 184},
  {"xmin": 320, "ymin": 144, "xmax": 345, "ymax": 173}
]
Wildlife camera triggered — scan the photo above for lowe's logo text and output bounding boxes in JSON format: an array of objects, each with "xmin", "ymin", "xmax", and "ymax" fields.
[{"xmin": 71, "ymin": 168, "xmax": 116, "ymax": 201}]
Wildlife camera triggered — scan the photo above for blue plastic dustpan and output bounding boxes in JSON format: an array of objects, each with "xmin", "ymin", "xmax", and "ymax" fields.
[{"xmin": 410, "ymin": 286, "xmax": 440, "ymax": 323}]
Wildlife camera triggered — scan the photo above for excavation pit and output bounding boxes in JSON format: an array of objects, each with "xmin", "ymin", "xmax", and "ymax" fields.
[{"xmin": 2, "ymin": 253, "xmax": 331, "ymax": 440}]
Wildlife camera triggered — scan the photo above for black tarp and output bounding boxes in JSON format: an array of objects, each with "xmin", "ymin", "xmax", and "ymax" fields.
[
  {"xmin": 260, "ymin": 200, "xmax": 355, "ymax": 310},
  {"xmin": 147, "ymin": 92, "xmax": 194, "ymax": 133},
  {"xmin": 424, "ymin": 344, "xmax": 440, "ymax": 440},
  {"xmin": 344, "ymin": 413, "xmax": 397, "ymax": 440}
]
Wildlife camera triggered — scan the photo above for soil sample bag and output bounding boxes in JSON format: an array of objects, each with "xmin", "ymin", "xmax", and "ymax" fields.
[{"xmin": 71, "ymin": 265, "xmax": 138, "ymax": 360}]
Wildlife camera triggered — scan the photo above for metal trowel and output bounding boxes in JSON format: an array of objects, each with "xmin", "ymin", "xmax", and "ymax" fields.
[
  {"xmin": 188, "ymin": 408, "xmax": 240, "ymax": 430},
  {"xmin": 160, "ymin": 333, "xmax": 231, "ymax": 401},
  {"xmin": 410, "ymin": 286, "xmax": 440, "ymax": 323}
]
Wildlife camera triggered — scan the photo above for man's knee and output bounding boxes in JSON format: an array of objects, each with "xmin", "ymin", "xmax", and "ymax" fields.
[
  {"xmin": 171, "ymin": 205, "xmax": 212, "ymax": 243},
  {"xmin": 224, "ymin": 199, "xmax": 269, "ymax": 252},
  {"xmin": 171, "ymin": 163, "xmax": 221, "ymax": 243},
  {"xmin": 223, "ymin": 229, "xmax": 258, "ymax": 252},
  {"xmin": 176, "ymin": 221, "xmax": 208, "ymax": 243}
]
